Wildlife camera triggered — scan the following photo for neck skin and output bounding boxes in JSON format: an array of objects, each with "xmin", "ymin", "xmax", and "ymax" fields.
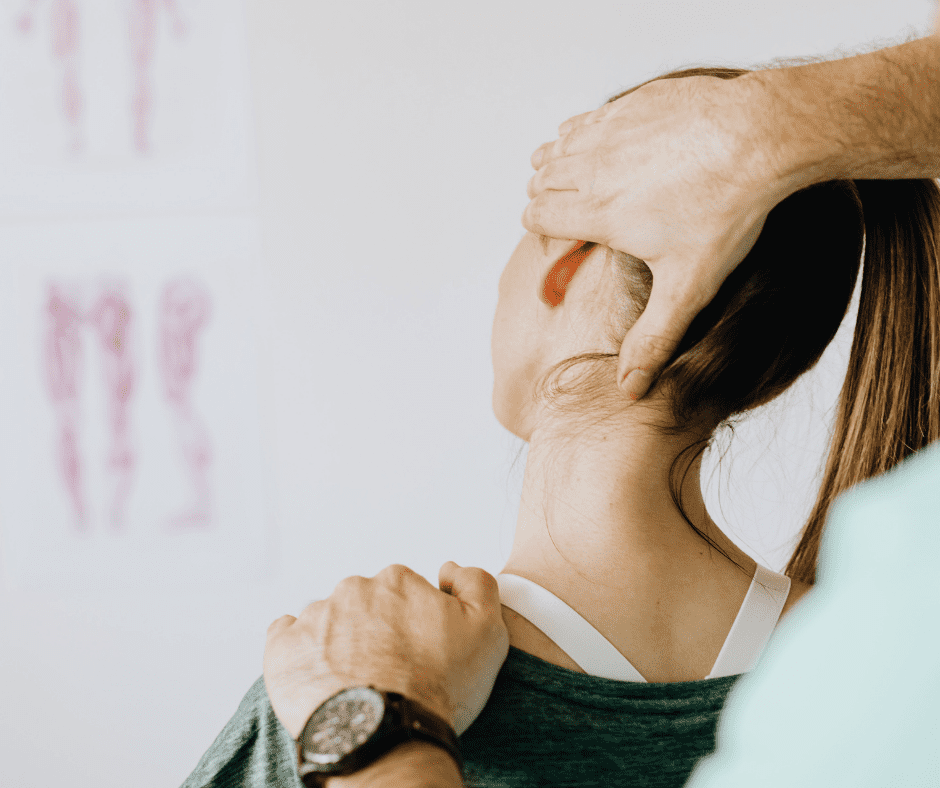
[
  {"xmin": 499, "ymin": 419, "xmax": 755, "ymax": 628},
  {"xmin": 492, "ymin": 233, "xmax": 756, "ymax": 634}
]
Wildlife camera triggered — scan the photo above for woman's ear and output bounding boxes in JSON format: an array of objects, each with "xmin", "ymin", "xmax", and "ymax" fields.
[{"xmin": 540, "ymin": 241, "xmax": 597, "ymax": 307}]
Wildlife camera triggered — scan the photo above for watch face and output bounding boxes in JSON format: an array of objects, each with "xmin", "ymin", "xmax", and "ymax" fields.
[{"xmin": 301, "ymin": 687, "xmax": 384, "ymax": 766}]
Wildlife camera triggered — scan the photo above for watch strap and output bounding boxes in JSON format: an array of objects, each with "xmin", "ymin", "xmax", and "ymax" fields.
[
  {"xmin": 297, "ymin": 689, "xmax": 464, "ymax": 787},
  {"xmin": 391, "ymin": 691, "xmax": 464, "ymax": 776}
]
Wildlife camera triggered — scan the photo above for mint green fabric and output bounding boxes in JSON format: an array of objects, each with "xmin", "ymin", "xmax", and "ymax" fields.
[
  {"xmin": 182, "ymin": 440, "xmax": 940, "ymax": 787},
  {"xmin": 685, "ymin": 440, "xmax": 940, "ymax": 787}
]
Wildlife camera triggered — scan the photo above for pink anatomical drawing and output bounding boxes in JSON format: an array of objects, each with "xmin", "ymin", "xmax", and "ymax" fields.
[
  {"xmin": 43, "ymin": 277, "xmax": 213, "ymax": 535},
  {"xmin": 44, "ymin": 282, "xmax": 91, "ymax": 529},
  {"xmin": 15, "ymin": 0, "xmax": 188, "ymax": 156},
  {"xmin": 128, "ymin": 0, "xmax": 188, "ymax": 154},
  {"xmin": 158, "ymin": 278, "xmax": 214, "ymax": 532},
  {"xmin": 44, "ymin": 280, "xmax": 139, "ymax": 533},
  {"xmin": 86, "ymin": 282, "xmax": 138, "ymax": 533},
  {"xmin": 15, "ymin": 0, "xmax": 84, "ymax": 154}
]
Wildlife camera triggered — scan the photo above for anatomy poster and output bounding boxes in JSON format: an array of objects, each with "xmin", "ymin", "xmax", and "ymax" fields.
[
  {"xmin": 0, "ymin": 0, "xmax": 257, "ymax": 217},
  {"xmin": 0, "ymin": 214, "xmax": 273, "ymax": 592}
]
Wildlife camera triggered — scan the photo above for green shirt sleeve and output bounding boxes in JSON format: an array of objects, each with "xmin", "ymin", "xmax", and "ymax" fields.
[
  {"xmin": 180, "ymin": 654, "xmax": 741, "ymax": 788},
  {"xmin": 180, "ymin": 675, "xmax": 302, "ymax": 788}
]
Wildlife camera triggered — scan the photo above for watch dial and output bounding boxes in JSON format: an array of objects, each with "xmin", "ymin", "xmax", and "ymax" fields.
[{"xmin": 302, "ymin": 687, "xmax": 384, "ymax": 765}]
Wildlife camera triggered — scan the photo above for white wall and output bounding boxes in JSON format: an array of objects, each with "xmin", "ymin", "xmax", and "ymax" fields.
[{"xmin": 0, "ymin": 1, "xmax": 935, "ymax": 786}]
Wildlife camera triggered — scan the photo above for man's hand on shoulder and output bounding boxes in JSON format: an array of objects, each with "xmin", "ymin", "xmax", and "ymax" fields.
[{"xmin": 263, "ymin": 562, "xmax": 510, "ymax": 741}]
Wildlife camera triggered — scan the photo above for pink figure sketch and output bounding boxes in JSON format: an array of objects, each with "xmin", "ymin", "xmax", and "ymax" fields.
[
  {"xmin": 43, "ymin": 281, "xmax": 139, "ymax": 533},
  {"xmin": 86, "ymin": 283, "xmax": 138, "ymax": 532},
  {"xmin": 129, "ymin": 0, "xmax": 187, "ymax": 154},
  {"xmin": 44, "ymin": 277, "xmax": 213, "ymax": 536},
  {"xmin": 16, "ymin": 0, "xmax": 84, "ymax": 154},
  {"xmin": 158, "ymin": 278, "xmax": 213, "ymax": 532},
  {"xmin": 44, "ymin": 283, "xmax": 89, "ymax": 530},
  {"xmin": 14, "ymin": 0, "xmax": 188, "ymax": 156}
]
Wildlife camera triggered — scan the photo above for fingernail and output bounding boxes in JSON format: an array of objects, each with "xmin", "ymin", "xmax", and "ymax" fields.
[
  {"xmin": 559, "ymin": 120, "xmax": 572, "ymax": 135},
  {"xmin": 623, "ymin": 368, "xmax": 651, "ymax": 400}
]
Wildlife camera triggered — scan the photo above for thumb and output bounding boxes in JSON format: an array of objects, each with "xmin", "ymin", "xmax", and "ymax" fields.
[
  {"xmin": 439, "ymin": 561, "xmax": 500, "ymax": 611},
  {"xmin": 265, "ymin": 613, "xmax": 297, "ymax": 640},
  {"xmin": 616, "ymin": 274, "xmax": 703, "ymax": 401}
]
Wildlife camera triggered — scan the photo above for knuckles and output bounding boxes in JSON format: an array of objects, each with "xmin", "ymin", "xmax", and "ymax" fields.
[
  {"xmin": 331, "ymin": 564, "xmax": 424, "ymax": 602},
  {"xmin": 526, "ymin": 173, "xmax": 538, "ymax": 200},
  {"xmin": 266, "ymin": 615, "xmax": 288, "ymax": 634},
  {"xmin": 636, "ymin": 333, "xmax": 677, "ymax": 359},
  {"xmin": 375, "ymin": 563, "xmax": 420, "ymax": 590},
  {"xmin": 332, "ymin": 573, "xmax": 368, "ymax": 597},
  {"xmin": 522, "ymin": 202, "xmax": 546, "ymax": 236},
  {"xmin": 377, "ymin": 562, "xmax": 415, "ymax": 578},
  {"xmin": 464, "ymin": 565, "xmax": 494, "ymax": 587}
]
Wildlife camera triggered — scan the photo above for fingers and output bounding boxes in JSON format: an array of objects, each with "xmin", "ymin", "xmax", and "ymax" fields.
[
  {"xmin": 266, "ymin": 614, "xmax": 297, "ymax": 638},
  {"xmin": 530, "ymin": 119, "xmax": 606, "ymax": 173},
  {"xmin": 530, "ymin": 137, "xmax": 567, "ymax": 172},
  {"xmin": 373, "ymin": 563, "xmax": 423, "ymax": 592},
  {"xmin": 530, "ymin": 141, "xmax": 552, "ymax": 170},
  {"xmin": 439, "ymin": 561, "xmax": 499, "ymax": 612},
  {"xmin": 621, "ymin": 366, "xmax": 653, "ymax": 401},
  {"xmin": 526, "ymin": 156, "xmax": 585, "ymax": 199},
  {"xmin": 557, "ymin": 107, "xmax": 605, "ymax": 138},
  {"xmin": 522, "ymin": 188, "xmax": 606, "ymax": 245},
  {"xmin": 439, "ymin": 560, "xmax": 457, "ymax": 595},
  {"xmin": 616, "ymin": 275, "xmax": 703, "ymax": 399}
]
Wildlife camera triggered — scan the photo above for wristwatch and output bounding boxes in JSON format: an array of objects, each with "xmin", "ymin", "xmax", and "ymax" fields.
[{"xmin": 295, "ymin": 685, "xmax": 464, "ymax": 786}]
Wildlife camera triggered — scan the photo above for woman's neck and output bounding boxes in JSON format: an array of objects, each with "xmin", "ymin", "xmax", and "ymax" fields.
[{"xmin": 505, "ymin": 428, "xmax": 753, "ymax": 592}]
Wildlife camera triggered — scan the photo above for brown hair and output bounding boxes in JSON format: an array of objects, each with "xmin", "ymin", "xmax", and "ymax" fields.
[{"xmin": 516, "ymin": 61, "xmax": 940, "ymax": 587}]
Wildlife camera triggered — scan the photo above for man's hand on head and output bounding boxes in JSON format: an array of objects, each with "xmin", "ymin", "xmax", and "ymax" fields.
[{"xmin": 523, "ymin": 74, "xmax": 789, "ymax": 402}]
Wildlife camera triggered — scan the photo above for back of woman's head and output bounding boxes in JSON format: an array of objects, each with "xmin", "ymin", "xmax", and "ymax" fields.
[{"xmin": 533, "ymin": 65, "xmax": 940, "ymax": 586}]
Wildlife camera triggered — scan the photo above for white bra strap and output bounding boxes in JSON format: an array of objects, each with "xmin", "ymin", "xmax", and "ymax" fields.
[
  {"xmin": 706, "ymin": 563, "xmax": 791, "ymax": 679},
  {"xmin": 497, "ymin": 573, "xmax": 647, "ymax": 682},
  {"xmin": 499, "ymin": 564, "xmax": 792, "ymax": 683}
]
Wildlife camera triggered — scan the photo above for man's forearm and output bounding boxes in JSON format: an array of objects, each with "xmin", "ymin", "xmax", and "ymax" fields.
[
  {"xmin": 748, "ymin": 33, "xmax": 940, "ymax": 197},
  {"xmin": 325, "ymin": 740, "xmax": 464, "ymax": 788}
]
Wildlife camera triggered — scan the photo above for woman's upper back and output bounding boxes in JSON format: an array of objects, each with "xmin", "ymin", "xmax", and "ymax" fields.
[{"xmin": 500, "ymin": 555, "xmax": 814, "ymax": 683}]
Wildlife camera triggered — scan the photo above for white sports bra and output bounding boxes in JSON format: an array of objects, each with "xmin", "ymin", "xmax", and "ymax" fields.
[{"xmin": 496, "ymin": 563, "xmax": 791, "ymax": 681}]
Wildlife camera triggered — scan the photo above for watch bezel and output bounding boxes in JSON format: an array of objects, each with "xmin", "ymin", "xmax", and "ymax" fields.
[{"xmin": 299, "ymin": 686, "xmax": 386, "ymax": 770}]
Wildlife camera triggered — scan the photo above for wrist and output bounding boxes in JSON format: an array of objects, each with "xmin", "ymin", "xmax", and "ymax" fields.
[
  {"xmin": 325, "ymin": 740, "xmax": 463, "ymax": 788},
  {"xmin": 735, "ymin": 70, "xmax": 829, "ymax": 203},
  {"xmin": 743, "ymin": 35, "xmax": 940, "ymax": 191}
]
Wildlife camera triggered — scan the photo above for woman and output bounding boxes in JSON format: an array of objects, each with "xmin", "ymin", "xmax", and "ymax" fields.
[{"xmin": 182, "ymin": 65, "xmax": 940, "ymax": 788}]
